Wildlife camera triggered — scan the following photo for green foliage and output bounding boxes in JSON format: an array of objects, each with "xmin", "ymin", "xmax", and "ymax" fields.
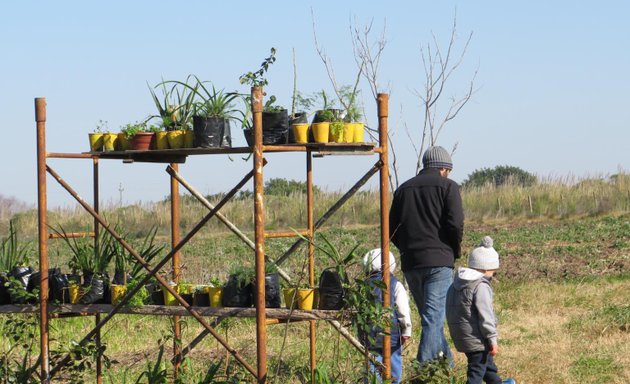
[
  {"xmin": 136, "ymin": 343, "xmax": 168, "ymax": 384},
  {"xmin": 330, "ymin": 121, "xmax": 345, "ymax": 136},
  {"xmin": 148, "ymin": 77, "xmax": 196, "ymax": 131},
  {"xmin": 264, "ymin": 178, "xmax": 321, "ymax": 196},
  {"xmin": 168, "ymin": 75, "xmax": 240, "ymax": 120},
  {"xmin": 94, "ymin": 119, "xmax": 109, "ymax": 133},
  {"xmin": 263, "ymin": 95, "xmax": 285, "ymax": 113},
  {"xmin": 462, "ymin": 165, "xmax": 537, "ymax": 188},
  {"xmin": 0, "ymin": 220, "xmax": 31, "ymax": 271},
  {"xmin": 408, "ymin": 355, "xmax": 454, "ymax": 383},
  {"xmin": 130, "ymin": 226, "xmax": 166, "ymax": 279},
  {"xmin": 51, "ymin": 226, "xmax": 115, "ymax": 273},
  {"xmin": 339, "ymin": 84, "xmax": 362, "ymax": 122},
  {"xmin": 227, "ymin": 265, "xmax": 254, "ymax": 288},
  {"xmin": 120, "ymin": 122, "xmax": 149, "ymax": 139},
  {"xmin": 0, "ymin": 315, "xmax": 39, "ymax": 383},
  {"xmin": 239, "ymin": 47, "xmax": 277, "ymax": 88}
]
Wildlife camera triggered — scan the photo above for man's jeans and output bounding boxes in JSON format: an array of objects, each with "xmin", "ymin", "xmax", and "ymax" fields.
[{"xmin": 404, "ymin": 267, "xmax": 453, "ymax": 363}]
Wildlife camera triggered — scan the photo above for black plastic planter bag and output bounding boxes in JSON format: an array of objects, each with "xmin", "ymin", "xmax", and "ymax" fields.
[
  {"xmin": 0, "ymin": 272, "xmax": 10, "ymax": 304},
  {"xmin": 222, "ymin": 275, "xmax": 253, "ymax": 307},
  {"xmin": 193, "ymin": 117, "xmax": 231, "ymax": 148},
  {"xmin": 318, "ymin": 268, "xmax": 346, "ymax": 310},
  {"xmin": 262, "ymin": 110, "xmax": 289, "ymax": 145},
  {"xmin": 253, "ymin": 273, "xmax": 281, "ymax": 308},
  {"xmin": 8, "ymin": 266, "xmax": 33, "ymax": 304},
  {"xmin": 80, "ymin": 271, "xmax": 109, "ymax": 304},
  {"xmin": 193, "ymin": 292, "xmax": 210, "ymax": 307},
  {"xmin": 146, "ymin": 283, "xmax": 165, "ymax": 305},
  {"xmin": 27, "ymin": 268, "xmax": 62, "ymax": 303},
  {"xmin": 112, "ymin": 269, "xmax": 132, "ymax": 286}
]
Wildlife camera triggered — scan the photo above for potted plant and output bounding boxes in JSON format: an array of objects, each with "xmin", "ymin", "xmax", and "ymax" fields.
[
  {"xmin": 193, "ymin": 285, "xmax": 210, "ymax": 307},
  {"xmin": 0, "ymin": 220, "xmax": 34, "ymax": 305},
  {"xmin": 221, "ymin": 265, "xmax": 254, "ymax": 307},
  {"xmin": 239, "ymin": 47, "xmax": 289, "ymax": 145},
  {"xmin": 290, "ymin": 92, "xmax": 315, "ymax": 144},
  {"xmin": 182, "ymin": 76, "xmax": 239, "ymax": 148},
  {"xmin": 207, "ymin": 277, "xmax": 223, "ymax": 308},
  {"xmin": 121, "ymin": 122, "xmax": 153, "ymax": 151},
  {"xmin": 148, "ymin": 77, "xmax": 196, "ymax": 148},
  {"xmin": 88, "ymin": 120, "xmax": 107, "ymax": 152},
  {"xmin": 252, "ymin": 262, "xmax": 282, "ymax": 308},
  {"xmin": 340, "ymin": 85, "xmax": 365, "ymax": 143},
  {"xmin": 151, "ymin": 124, "xmax": 169, "ymax": 150}
]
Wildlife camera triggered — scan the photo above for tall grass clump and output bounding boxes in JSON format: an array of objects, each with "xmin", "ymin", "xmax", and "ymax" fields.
[{"xmin": 462, "ymin": 171, "xmax": 630, "ymax": 222}]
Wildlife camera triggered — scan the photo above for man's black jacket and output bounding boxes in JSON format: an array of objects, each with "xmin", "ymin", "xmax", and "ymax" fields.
[{"xmin": 389, "ymin": 168, "xmax": 464, "ymax": 271}]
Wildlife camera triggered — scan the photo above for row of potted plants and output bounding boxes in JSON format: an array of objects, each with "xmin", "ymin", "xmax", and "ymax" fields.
[{"xmin": 88, "ymin": 48, "xmax": 367, "ymax": 152}]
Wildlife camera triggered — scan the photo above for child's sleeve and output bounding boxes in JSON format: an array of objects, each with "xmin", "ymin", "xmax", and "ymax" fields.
[
  {"xmin": 394, "ymin": 280, "xmax": 412, "ymax": 337},
  {"xmin": 473, "ymin": 283, "xmax": 498, "ymax": 346}
]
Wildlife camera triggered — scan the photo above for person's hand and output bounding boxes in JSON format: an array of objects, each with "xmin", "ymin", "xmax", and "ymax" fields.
[
  {"xmin": 401, "ymin": 336, "xmax": 410, "ymax": 346},
  {"xmin": 489, "ymin": 343, "xmax": 498, "ymax": 357}
]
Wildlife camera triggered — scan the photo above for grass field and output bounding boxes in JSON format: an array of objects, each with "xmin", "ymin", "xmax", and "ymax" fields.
[{"xmin": 1, "ymin": 176, "xmax": 629, "ymax": 382}]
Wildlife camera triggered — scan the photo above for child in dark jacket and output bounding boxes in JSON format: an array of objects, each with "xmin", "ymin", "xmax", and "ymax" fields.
[
  {"xmin": 446, "ymin": 236, "xmax": 516, "ymax": 384},
  {"xmin": 361, "ymin": 249, "xmax": 412, "ymax": 384}
]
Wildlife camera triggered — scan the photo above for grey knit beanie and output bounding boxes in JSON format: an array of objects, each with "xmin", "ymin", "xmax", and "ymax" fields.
[
  {"xmin": 468, "ymin": 236, "xmax": 500, "ymax": 270},
  {"xmin": 422, "ymin": 146, "xmax": 453, "ymax": 170}
]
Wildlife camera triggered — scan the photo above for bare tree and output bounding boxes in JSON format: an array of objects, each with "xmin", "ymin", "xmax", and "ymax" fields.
[{"xmin": 412, "ymin": 16, "xmax": 478, "ymax": 175}]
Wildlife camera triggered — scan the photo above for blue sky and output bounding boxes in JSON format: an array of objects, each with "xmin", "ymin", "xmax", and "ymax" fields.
[{"xmin": 2, "ymin": 1, "xmax": 628, "ymax": 207}]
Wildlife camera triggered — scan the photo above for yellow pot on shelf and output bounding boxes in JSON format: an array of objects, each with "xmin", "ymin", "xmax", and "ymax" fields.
[
  {"xmin": 311, "ymin": 122, "xmax": 330, "ymax": 143},
  {"xmin": 282, "ymin": 288, "xmax": 297, "ymax": 309},
  {"xmin": 155, "ymin": 131, "xmax": 169, "ymax": 150},
  {"xmin": 68, "ymin": 283, "xmax": 81, "ymax": 304},
  {"xmin": 117, "ymin": 133, "xmax": 131, "ymax": 150},
  {"xmin": 103, "ymin": 133, "xmax": 118, "ymax": 152},
  {"xmin": 297, "ymin": 288, "xmax": 315, "ymax": 310},
  {"xmin": 167, "ymin": 130, "xmax": 185, "ymax": 149},
  {"xmin": 88, "ymin": 133, "xmax": 104, "ymax": 152},
  {"xmin": 184, "ymin": 129, "xmax": 194, "ymax": 148},
  {"xmin": 110, "ymin": 284, "xmax": 127, "ymax": 305},
  {"xmin": 329, "ymin": 122, "xmax": 345, "ymax": 143},
  {"xmin": 292, "ymin": 123, "xmax": 310, "ymax": 144},
  {"xmin": 162, "ymin": 284, "xmax": 178, "ymax": 306},
  {"xmin": 207, "ymin": 286, "xmax": 223, "ymax": 308},
  {"xmin": 352, "ymin": 122, "xmax": 365, "ymax": 143},
  {"xmin": 343, "ymin": 123, "xmax": 354, "ymax": 143}
]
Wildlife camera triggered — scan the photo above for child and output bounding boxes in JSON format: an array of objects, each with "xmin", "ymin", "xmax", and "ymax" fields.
[
  {"xmin": 361, "ymin": 249, "xmax": 413, "ymax": 384},
  {"xmin": 446, "ymin": 236, "xmax": 516, "ymax": 384}
]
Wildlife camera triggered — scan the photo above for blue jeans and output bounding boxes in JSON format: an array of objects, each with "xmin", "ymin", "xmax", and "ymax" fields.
[
  {"xmin": 465, "ymin": 351, "xmax": 502, "ymax": 384},
  {"xmin": 404, "ymin": 267, "xmax": 453, "ymax": 364},
  {"xmin": 366, "ymin": 345, "xmax": 403, "ymax": 384}
]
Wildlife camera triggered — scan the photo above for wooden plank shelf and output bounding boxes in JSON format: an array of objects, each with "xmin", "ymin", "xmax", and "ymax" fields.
[
  {"xmin": 0, "ymin": 304, "xmax": 347, "ymax": 321},
  {"xmin": 80, "ymin": 143, "xmax": 377, "ymax": 163}
]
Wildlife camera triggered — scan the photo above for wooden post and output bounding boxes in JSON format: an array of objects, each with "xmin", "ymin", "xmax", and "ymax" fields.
[
  {"xmin": 35, "ymin": 97, "xmax": 50, "ymax": 383},
  {"xmin": 377, "ymin": 93, "xmax": 391, "ymax": 380},
  {"xmin": 252, "ymin": 86, "xmax": 268, "ymax": 383}
]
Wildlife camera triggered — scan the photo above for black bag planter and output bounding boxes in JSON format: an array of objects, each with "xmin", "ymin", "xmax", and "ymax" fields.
[
  {"xmin": 318, "ymin": 268, "xmax": 346, "ymax": 310},
  {"xmin": 193, "ymin": 291, "xmax": 210, "ymax": 307},
  {"xmin": 112, "ymin": 269, "xmax": 132, "ymax": 286},
  {"xmin": 222, "ymin": 275, "xmax": 253, "ymax": 307},
  {"xmin": 253, "ymin": 273, "xmax": 281, "ymax": 308},
  {"xmin": 146, "ymin": 283, "xmax": 165, "ymax": 305},
  {"xmin": 80, "ymin": 271, "xmax": 109, "ymax": 304},
  {"xmin": 193, "ymin": 116, "xmax": 232, "ymax": 148},
  {"xmin": 51, "ymin": 273, "xmax": 71, "ymax": 304},
  {"xmin": 180, "ymin": 293, "xmax": 194, "ymax": 306},
  {"xmin": 8, "ymin": 266, "xmax": 33, "ymax": 304},
  {"xmin": 27, "ymin": 268, "xmax": 62, "ymax": 303},
  {"xmin": 0, "ymin": 272, "xmax": 10, "ymax": 305},
  {"xmin": 243, "ymin": 128, "xmax": 287, "ymax": 146},
  {"xmin": 261, "ymin": 109, "xmax": 289, "ymax": 145}
]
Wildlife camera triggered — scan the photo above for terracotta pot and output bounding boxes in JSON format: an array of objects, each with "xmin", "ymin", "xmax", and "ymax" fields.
[{"xmin": 130, "ymin": 132, "xmax": 154, "ymax": 150}]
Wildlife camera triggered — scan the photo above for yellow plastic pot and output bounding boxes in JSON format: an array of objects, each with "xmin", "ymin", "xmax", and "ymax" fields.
[
  {"xmin": 162, "ymin": 284, "xmax": 178, "ymax": 306},
  {"xmin": 155, "ymin": 131, "xmax": 169, "ymax": 150},
  {"xmin": 343, "ymin": 123, "xmax": 354, "ymax": 143},
  {"xmin": 292, "ymin": 123, "xmax": 309, "ymax": 144},
  {"xmin": 353, "ymin": 122, "xmax": 365, "ymax": 143},
  {"xmin": 297, "ymin": 288, "xmax": 315, "ymax": 310},
  {"xmin": 117, "ymin": 133, "xmax": 131, "ymax": 150},
  {"xmin": 184, "ymin": 129, "xmax": 194, "ymax": 148},
  {"xmin": 282, "ymin": 288, "xmax": 297, "ymax": 309},
  {"xmin": 329, "ymin": 122, "xmax": 345, "ymax": 143},
  {"xmin": 167, "ymin": 130, "xmax": 185, "ymax": 149},
  {"xmin": 103, "ymin": 133, "xmax": 118, "ymax": 152},
  {"xmin": 311, "ymin": 122, "xmax": 330, "ymax": 143},
  {"xmin": 88, "ymin": 133, "xmax": 104, "ymax": 152},
  {"xmin": 69, "ymin": 283, "xmax": 81, "ymax": 304},
  {"xmin": 207, "ymin": 286, "xmax": 223, "ymax": 308},
  {"xmin": 110, "ymin": 284, "xmax": 127, "ymax": 305}
]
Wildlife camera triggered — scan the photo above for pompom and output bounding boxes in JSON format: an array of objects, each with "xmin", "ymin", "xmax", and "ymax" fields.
[{"xmin": 480, "ymin": 236, "xmax": 493, "ymax": 248}]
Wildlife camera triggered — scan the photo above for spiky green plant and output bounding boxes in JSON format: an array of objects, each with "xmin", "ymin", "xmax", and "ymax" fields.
[{"xmin": 0, "ymin": 220, "xmax": 31, "ymax": 271}]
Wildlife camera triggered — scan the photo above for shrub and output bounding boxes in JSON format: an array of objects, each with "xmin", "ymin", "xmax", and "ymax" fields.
[{"xmin": 462, "ymin": 165, "xmax": 537, "ymax": 188}]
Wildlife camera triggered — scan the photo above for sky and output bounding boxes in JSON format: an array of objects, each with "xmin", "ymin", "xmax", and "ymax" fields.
[{"xmin": 2, "ymin": 1, "xmax": 629, "ymax": 208}]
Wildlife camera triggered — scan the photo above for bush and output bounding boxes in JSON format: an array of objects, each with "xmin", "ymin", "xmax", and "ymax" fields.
[{"xmin": 462, "ymin": 165, "xmax": 537, "ymax": 188}]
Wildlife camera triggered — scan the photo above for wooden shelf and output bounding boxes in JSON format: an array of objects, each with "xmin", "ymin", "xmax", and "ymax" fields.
[{"xmin": 0, "ymin": 304, "xmax": 346, "ymax": 321}]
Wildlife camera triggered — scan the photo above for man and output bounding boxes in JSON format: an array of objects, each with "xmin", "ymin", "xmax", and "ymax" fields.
[{"xmin": 389, "ymin": 145, "xmax": 464, "ymax": 365}]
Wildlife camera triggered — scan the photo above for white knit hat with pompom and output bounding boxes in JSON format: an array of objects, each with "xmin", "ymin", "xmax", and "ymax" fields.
[
  {"xmin": 363, "ymin": 249, "xmax": 397, "ymax": 273},
  {"xmin": 468, "ymin": 236, "xmax": 500, "ymax": 270}
]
